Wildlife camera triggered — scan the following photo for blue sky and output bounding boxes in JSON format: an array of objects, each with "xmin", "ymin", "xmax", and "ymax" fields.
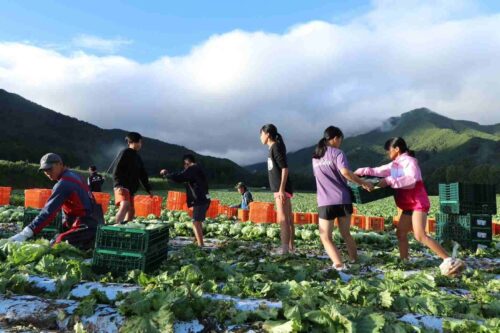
[
  {"xmin": 1, "ymin": 0, "xmax": 382, "ymax": 60},
  {"xmin": 1, "ymin": 1, "xmax": 500, "ymax": 164}
]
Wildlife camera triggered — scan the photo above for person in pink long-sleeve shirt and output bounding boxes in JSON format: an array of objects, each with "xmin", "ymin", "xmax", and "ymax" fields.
[{"xmin": 354, "ymin": 137, "xmax": 465, "ymax": 277}]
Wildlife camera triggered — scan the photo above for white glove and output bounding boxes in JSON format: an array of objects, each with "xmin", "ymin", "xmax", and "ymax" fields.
[
  {"xmin": 9, "ymin": 227, "xmax": 34, "ymax": 243},
  {"xmin": 439, "ymin": 257, "xmax": 465, "ymax": 277}
]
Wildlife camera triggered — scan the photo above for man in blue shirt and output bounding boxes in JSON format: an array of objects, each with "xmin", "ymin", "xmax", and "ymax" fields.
[
  {"xmin": 10, "ymin": 153, "xmax": 103, "ymax": 249},
  {"xmin": 231, "ymin": 182, "xmax": 253, "ymax": 210}
]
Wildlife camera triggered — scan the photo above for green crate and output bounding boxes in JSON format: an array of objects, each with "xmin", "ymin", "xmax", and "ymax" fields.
[
  {"xmin": 37, "ymin": 227, "xmax": 59, "ymax": 240},
  {"xmin": 23, "ymin": 209, "xmax": 63, "ymax": 231},
  {"xmin": 439, "ymin": 183, "xmax": 496, "ymax": 215},
  {"xmin": 349, "ymin": 177, "xmax": 394, "ymax": 204},
  {"xmin": 91, "ymin": 247, "xmax": 168, "ymax": 275},
  {"xmin": 436, "ymin": 213, "xmax": 492, "ymax": 249},
  {"xmin": 95, "ymin": 224, "xmax": 169, "ymax": 253}
]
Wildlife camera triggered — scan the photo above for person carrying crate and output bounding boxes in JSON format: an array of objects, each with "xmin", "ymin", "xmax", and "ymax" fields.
[
  {"xmin": 9, "ymin": 153, "xmax": 104, "ymax": 249},
  {"xmin": 160, "ymin": 154, "xmax": 210, "ymax": 247},
  {"xmin": 112, "ymin": 132, "xmax": 152, "ymax": 224},
  {"xmin": 354, "ymin": 137, "xmax": 466, "ymax": 277}
]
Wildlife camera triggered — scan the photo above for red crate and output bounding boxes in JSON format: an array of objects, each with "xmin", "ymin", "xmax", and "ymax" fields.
[
  {"xmin": 309, "ymin": 212, "xmax": 319, "ymax": 224},
  {"xmin": 0, "ymin": 187, "xmax": 12, "ymax": 206},
  {"xmin": 93, "ymin": 192, "xmax": 111, "ymax": 213},
  {"xmin": 293, "ymin": 212, "xmax": 311, "ymax": 224},
  {"xmin": 366, "ymin": 216, "xmax": 385, "ymax": 231},
  {"xmin": 166, "ymin": 191, "xmax": 186, "ymax": 211},
  {"xmin": 25, "ymin": 189, "xmax": 52, "ymax": 209},
  {"xmin": 134, "ymin": 195, "xmax": 162, "ymax": 217},
  {"xmin": 426, "ymin": 218, "xmax": 436, "ymax": 233},
  {"xmin": 249, "ymin": 202, "xmax": 275, "ymax": 223},
  {"xmin": 218, "ymin": 205, "xmax": 238, "ymax": 218},
  {"xmin": 206, "ymin": 199, "xmax": 220, "ymax": 219},
  {"xmin": 238, "ymin": 209, "xmax": 249, "ymax": 222},
  {"xmin": 350, "ymin": 214, "xmax": 366, "ymax": 229},
  {"xmin": 492, "ymin": 221, "xmax": 499, "ymax": 235}
]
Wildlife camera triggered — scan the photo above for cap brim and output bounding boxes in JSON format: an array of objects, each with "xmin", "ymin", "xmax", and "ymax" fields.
[{"xmin": 39, "ymin": 164, "xmax": 53, "ymax": 171}]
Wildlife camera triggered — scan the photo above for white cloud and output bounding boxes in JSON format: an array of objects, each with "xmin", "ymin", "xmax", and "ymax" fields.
[
  {"xmin": 0, "ymin": 0, "xmax": 499, "ymax": 165},
  {"xmin": 72, "ymin": 34, "xmax": 133, "ymax": 53}
]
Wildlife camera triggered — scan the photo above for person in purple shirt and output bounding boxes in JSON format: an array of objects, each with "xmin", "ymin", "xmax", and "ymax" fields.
[{"xmin": 312, "ymin": 126, "xmax": 373, "ymax": 271}]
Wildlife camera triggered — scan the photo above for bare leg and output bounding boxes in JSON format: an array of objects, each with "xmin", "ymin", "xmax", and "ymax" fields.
[
  {"xmin": 275, "ymin": 197, "xmax": 290, "ymax": 254},
  {"xmin": 396, "ymin": 214, "xmax": 413, "ymax": 260},
  {"xmin": 412, "ymin": 211, "xmax": 449, "ymax": 259},
  {"xmin": 115, "ymin": 201, "xmax": 130, "ymax": 225},
  {"xmin": 286, "ymin": 198, "xmax": 294, "ymax": 251},
  {"xmin": 192, "ymin": 221, "xmax": 204, "ymax": 247},
  {"xmin": 338, "ymin": 215, "xmax": 357, "ymax": 262},
  {"xmin": 124, "ymin": 205, "xmax": 135, "ymax": 222},
  {"xmin": 319, "ymin": 218, "xmax": 343, "ymax": 267}
]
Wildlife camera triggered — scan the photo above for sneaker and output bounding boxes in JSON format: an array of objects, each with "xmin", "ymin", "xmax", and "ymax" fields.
[
  {"xmin": 332, "ymin": 263, "xmax": 349, "ymax": 272},
  {"xmin": 439, "ymin": 258, "xmax": 466, "ymax": 277}
]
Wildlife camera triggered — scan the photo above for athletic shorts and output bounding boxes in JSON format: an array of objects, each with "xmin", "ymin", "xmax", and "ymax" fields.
[
  {"xmin": 318, "ymin": 204, "xmax": 353, "ymax": 220},
  {"xmin": 193, "ymin": 202, "xmax": 210, "ymax": 222},
  {"xmin": 114, "ymin": 187, "xmax": 134, "ymax": 206}
]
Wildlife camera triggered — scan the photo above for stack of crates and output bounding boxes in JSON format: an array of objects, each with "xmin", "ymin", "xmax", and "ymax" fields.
[
  {"xmin": 23, "ymin": 209, "xmax": 63, "ymax": 240},
  {"xmin": 436, "ymin": 183, "xmax": 496, "ymax": 249},
  {"xmin": 92, "ymin": 223, "xmax": 169, "ymax": 275},
  {"xmin": 134, "ymin": 195, "xmax": 163, "ymax": 217}
]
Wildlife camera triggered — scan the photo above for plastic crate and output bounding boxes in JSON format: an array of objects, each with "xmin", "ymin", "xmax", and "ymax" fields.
[
  {"xmin": 366, "ymin": 216, "xmax": 384, "ymax": 231},
  {"xmin": 134, "ymin": 195, "xmax": 163, "ymax": 217},
  {"xmin": 206, "ymin": 199, "xmax": 220, "ymax": 219},
  {"xmin": 309, "ymin": 213, "xmax": 319, "ymax": 225},
  {"xmin": 23, "ymin": 209, "xmax": 63, "ymax": 231},
  {"xmin": 293, "ymin": 212, "xmax": 311, "ymax": 224},
  {"xmin": 167, "ymin": 191, "xmax": 187, "ymax": 203},
  {"xmin": 238, "ymin": 209, "xmax": 249, "ymax": 222},
  {"xmin": 439, "ymin": 183, "xmax": 496, "ymax": 215},
  {"xmin": 494, "ymin": 222, "xmax": 500, "ymax": 236},
  {"xmin": 218, "ymin": 205, "xmax": 238, "ymax": 218},
  {"xmin": 436, "ymin": 213, "xmax": 492, "ymax": 249},
  {"xmin": 426, "ymin": 218, "xmax": 436, "ymax": 233},
  {"xmin": 351, "ymin": 214, "xmax": 366, "ymax": 229},
  {"xmin": 24, "ymin": 189, "xmax": 52, "ymax": 209},
  {"xmin": 0, "ymin": 187, "xmax": 12, "ymax": 206},
  {"xmin": 92, "ymin": 247, "xmax": 168, "ymax": 275},
  {"xmin": 349, "ymin": 178, "xmax": 394, "ymax": 204},
  {"xmin": 249, "ymin": 202, "xmax": 275, "ymax": 223},
  {"xmin": 95, "ymin": 224, "xmax": 169, "ymax": 253},
  {"xmin": 93, "ymin": 192, "xmax": 111, "ymax": 213},
  {"xmin": 167, "ymin": 201, "xmax": 185, "ymax": 211}
]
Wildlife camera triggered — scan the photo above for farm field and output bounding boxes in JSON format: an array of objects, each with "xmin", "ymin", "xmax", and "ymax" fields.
[{"xmin": 0, "ymin": 191, "xmax": 498, "ymax": 332}]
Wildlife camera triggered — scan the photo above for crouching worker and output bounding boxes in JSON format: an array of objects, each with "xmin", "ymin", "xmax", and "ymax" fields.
[{"xmin": 9, "ymin": 153, "xmax": 104, "ymax": 250}]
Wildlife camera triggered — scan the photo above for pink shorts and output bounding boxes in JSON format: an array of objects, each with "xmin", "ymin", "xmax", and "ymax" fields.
[{"xmin": 273, "ymin": 192, "xmax": 293, "ymax": 199}]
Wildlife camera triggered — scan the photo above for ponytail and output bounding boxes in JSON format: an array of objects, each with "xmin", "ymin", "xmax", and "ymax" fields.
[
  {"xmin": 312, "ymin": 126, "xmax": 344, "ymax": 159},
  {"xmin": 384, "ymin": 137, "xmax": 415, "ymax": 157},
  {"xmin": 313, "ymin": 138, "xmax": 328, "ymax": 159},
  {"xmin": 261, "ymin": 124, "xmax": 286, "ymax": 149}
]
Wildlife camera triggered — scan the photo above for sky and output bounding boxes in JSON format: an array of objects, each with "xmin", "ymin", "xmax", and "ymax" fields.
[{"xmin": 1, "ymin": 0, "xmax": 500, "ymax": 165}]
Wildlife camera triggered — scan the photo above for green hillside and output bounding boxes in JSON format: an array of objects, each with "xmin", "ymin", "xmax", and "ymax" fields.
[
  {"xmin": 0, "ymin": 89, "xmax": 251, "ymax": 186},
  {"xmin": 248, "ymin": 109, "xmax": 500, "ymax": 193}
]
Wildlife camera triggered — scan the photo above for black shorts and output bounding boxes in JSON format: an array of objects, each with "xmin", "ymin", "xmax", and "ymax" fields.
[
  {"xmin": 193, "ymin": 202, "xmax": 210, "ymax": 222},
  {"xmin": 402, "ymin": 210, "xmax": 413, "ymax": 216},
  {"xmin": 318, "ymin": 204, "xmax": 353, "ymax": 220}
]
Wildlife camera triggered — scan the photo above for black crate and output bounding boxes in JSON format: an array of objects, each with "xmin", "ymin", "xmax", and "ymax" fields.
[
  {"xmin": 95, "ymin": 223, "xmax": 169, "ymax": 253},
  {"xmin": 439, "ymin": 183, "xmax": 496, "ymax": 215},
  {"xmin": 92, "ymin": 247, "xmax": 168, "ymax": 275},
  {"xmin": 436, "ymin": 213, "xmax": 492, "ymax": 249},
  {"xmin": 349, "ymin": 177, "xmax": 394, "ymax": 204}
]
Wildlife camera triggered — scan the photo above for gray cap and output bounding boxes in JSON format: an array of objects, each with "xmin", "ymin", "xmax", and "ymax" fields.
[{"xmin": 39, "ymin": 153, "xmax": 63, "ymax": 170}]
